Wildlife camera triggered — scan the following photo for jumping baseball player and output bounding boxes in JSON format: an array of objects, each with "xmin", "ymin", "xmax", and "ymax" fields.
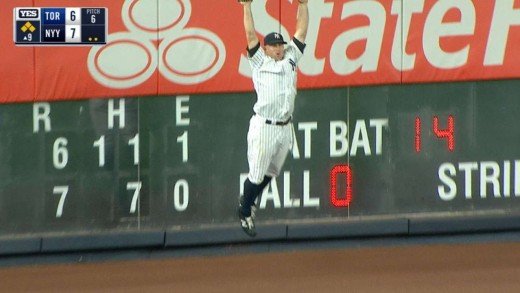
[{"xmin": 238, "ymin": 0, "xmax": 309, "ymax": 237}]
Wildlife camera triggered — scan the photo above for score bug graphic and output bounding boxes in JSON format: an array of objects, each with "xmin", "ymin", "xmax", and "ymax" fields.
[{"xmin": 14, "ymin": 7, "xmax": 107, "ymax": 45}]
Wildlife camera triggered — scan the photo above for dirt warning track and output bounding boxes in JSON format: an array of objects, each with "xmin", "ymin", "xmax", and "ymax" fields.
[{"xmin": 0, "ymin": 241, "xmax": 519, "ymax": 293}]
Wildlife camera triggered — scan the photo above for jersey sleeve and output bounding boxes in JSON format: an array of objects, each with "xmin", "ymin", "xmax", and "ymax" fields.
[
  {"xmin": 286, "ymin": 38, "xmax": 306, "ymax": 63},
  {"xmin": 248, "ymin": 42, "xmax": 265, "ymax": 70}
]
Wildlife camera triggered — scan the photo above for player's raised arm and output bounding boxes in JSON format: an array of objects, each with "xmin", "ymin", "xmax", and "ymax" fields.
[
  {"xmin": 240, "ymin": 1, "xmax": 260, "ymax": 49},
  {"xmin": 294, "ymin": 0, "xmax": 309, "ymax": 43}
]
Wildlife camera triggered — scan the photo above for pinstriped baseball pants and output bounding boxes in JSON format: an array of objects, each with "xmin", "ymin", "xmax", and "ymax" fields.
[{"xmin": 247, "ymin": 114, "xmax": 293, "ymax": 184}]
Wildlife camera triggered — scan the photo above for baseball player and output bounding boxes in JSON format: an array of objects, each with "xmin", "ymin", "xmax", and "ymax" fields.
[{"xmin": 238, "ymin": 0, "xmax": 309, "ymax": 237}]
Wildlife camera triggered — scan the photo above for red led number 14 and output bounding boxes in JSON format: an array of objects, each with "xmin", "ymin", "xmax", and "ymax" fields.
[{"xmin": 415, "ymin": 115, "xmax": 455, "ymax": 153}]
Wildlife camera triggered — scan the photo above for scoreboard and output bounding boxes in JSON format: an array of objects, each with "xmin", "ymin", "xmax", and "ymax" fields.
[
  {"xmin": 1, "ymin": 79, "xmax": 520, "ymax": 237},
  {"xmin": 14, "ymin": 7, "xmax": 107, "ymax": 45}
]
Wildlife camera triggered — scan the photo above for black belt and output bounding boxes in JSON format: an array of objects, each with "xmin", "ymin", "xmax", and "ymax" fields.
[
  {"xmin": 265, "ymin": 118, "xmax": 291, "ymax": 125},
  {"xmin": 255, "ymin": 113, "xmax": 292, "ymax": 126}
]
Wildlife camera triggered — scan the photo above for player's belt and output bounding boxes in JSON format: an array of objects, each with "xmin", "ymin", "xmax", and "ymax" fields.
[
  {"xmin": 265, "ymin": 117, "xmax": 291, "ymax": 125},
  {"xmin": 255, "ymin": 113, "xmax": 292, "ymax": 126}
]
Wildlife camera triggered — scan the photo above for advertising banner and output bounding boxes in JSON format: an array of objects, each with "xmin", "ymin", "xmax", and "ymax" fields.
[{"xmin": 2, "ymin": 0, "xmax": 520, "ymax": 103}]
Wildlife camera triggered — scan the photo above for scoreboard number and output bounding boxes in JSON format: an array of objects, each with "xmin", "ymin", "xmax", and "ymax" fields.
[
  {"xmin": 14, "ymin": 7, "xmax": 107, "ymax": 46},
  {"xmin": 53, "ymin": 137, "xmax": 69, "ymax": 169},
  {"xmin": 173, "ymin": 179, "xmax": 189, "ymax": 212},
  {"xmin": 415, "ymin": 115, "xmax": 455, "ymax": 153},
  {"xmin": 93, "ymin": 135, "xmax": 106, "ymax": 167},
  {"xmin": 127, "ymin": 181, "xmax": 142, "ymax": 214},
  {"xmin": 53, "ymin": 185, "xmax": 69, "ymax": 218}
]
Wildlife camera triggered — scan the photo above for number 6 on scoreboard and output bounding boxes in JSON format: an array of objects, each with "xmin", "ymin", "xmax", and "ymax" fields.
[{"xmin": 53, "ymin": 185, "xmax": 69, "ymax": 218}]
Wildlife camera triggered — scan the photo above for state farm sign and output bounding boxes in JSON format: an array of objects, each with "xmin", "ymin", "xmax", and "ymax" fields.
[
  {"xmin": 277, "ymin": 0, "xmax": 520, "ymax": 88},
  {"xmin": 2, "ymin": 0, "xmax": 520, "ymax": 102}
]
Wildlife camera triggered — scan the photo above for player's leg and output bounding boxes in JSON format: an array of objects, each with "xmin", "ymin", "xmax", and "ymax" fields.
[
  {"xmin": 239, "ymin": 178, "xmax": 264, "ymax": 237},
  {"xmin": 266, "ymin": 124, "xmax": 293, "ymax": 180},
  {"xmin": 258, "ymin": 175, "xmax": 272, "ymax": 191},
  {"xmin": 241, "ymin": 122, "xmax": 276, "ymax": 217},
  {"xmin": 244, "ymin": 124, "xmax": 290, "ymax": 215},
  {"xmin": 241, "ymin": 175, "xmax": 272, "ymax": 216},
  {"xmin": 239, "ymin": 121, "xmax": 277, "ymax": 236}
]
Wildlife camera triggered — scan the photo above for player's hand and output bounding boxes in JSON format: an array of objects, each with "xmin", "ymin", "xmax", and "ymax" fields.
[{"xmin": 238, "ymin": 0, "xmax": 253, "ymax": 4}]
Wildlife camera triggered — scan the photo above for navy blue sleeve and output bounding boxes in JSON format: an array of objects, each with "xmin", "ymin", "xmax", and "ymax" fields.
[
  {"xmin": 247, "ymin": 42, "xmax": 261, "ymax": 58},
  {"xmin": 293, "ymin": 37, "xmax": 306, "ymax": 53}
]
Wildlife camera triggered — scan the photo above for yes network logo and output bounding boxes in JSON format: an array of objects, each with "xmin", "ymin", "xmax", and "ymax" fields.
[{"xmin": 18, "ymin": 9, "xmax": 39, "ymax": 19}]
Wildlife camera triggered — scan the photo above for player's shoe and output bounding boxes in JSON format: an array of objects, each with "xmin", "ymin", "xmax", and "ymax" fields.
[
  {"xmin": 239, "ymin": 196, "xmax": 257, "ymax": 219},
  {"xmin": 238, "ymin": 207, "xmax": 256, "ymax": 237}
]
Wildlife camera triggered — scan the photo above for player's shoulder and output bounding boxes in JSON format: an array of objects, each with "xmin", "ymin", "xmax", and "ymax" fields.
[
  {"xmin": 247, "ymin": 42, "xmax": 262, "ymax": 58},
  {"xmin": 290, "ymin": 37, "xmax": 306, "ymax": 53},
  {"xmin": 248, "ymin": 44, "xmax": 266, "ymax": 69}
]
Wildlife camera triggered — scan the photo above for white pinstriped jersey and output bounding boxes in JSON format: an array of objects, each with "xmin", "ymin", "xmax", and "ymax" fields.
[
  {"xmin": 245, "ymin": 38, "xmax": 305, "ymax": 184},
  {"xmin": 248, "ymin": 40, "xmax": 304, "ymax": 122}
]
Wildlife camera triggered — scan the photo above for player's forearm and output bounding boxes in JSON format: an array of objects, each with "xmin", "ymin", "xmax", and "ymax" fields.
[
  {"xmin": 243, "ymin": 4, "xmax": 259, "ymax": 48},
  {"xmin": 295, "ymin": 2, "xmax": 309, "ymax": 43}
]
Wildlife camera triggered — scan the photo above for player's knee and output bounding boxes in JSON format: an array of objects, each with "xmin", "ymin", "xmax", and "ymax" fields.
[
  {"xmin": 247, "ymin": 174, "xmax": 264, "ymax": 185},
  {"xmin": 266, "ymin": 170, "xmax": 279, "ymax": 179}
]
